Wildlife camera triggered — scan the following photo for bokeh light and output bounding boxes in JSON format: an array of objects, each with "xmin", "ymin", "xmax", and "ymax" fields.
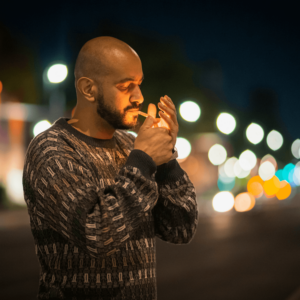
[
  {"xmin": 218, "ymin": 175, "xmax": 235, "ymax": 191},
  {"xmin": 176, "ymin": 137, "xmax": 192, "ymax": 160},
  {"xmin": 264, "ymin": 192, "xmax": 276, "ymax": 199},
  {"xmin": 266, "ymin": 130, "xmax": 283, "ymax": 151},
  {"xmin": 256, "ymin": 191, "xmax": 264, "ymax": 199},
  {"xmin": 216, "ymin": 113, "xmax": 236, "ymax": 134},
  {"xmin": 275, "ymin": 169, "xmax": 284, "ymax": 181},
  {"xmin": 282, "ymin": 163, "xmax": 295, "ymax": 183},
  {"xmin": 234, "ymin": 192, "xmax": 255, "ymax": 212},
  {"xmin": 276, "ymin": 181, "xmax": 292, "ymax": 200},
  {"xmin": 239, "ymin": 150, "xmax": 257, "ymax": 171},
  {"xmin": 291, "ymin": 139, "xmax": 300, "ymax": 159},
  {"xmin": 234, "ymin": 160, "xmax": 251, "ymax": 178},
  {"xmin": 6, "ymin": 168, "xmax": 25, "ymax": 205},
  {"xmin": 224, "ymin": 157, "xmax": 238, "ymax": 178},
  {"xmin": 263, "ymin": 176, "xmax": 281, "ymax": 196},
  {"xmin": 212, "ymin": 191, "xmax": 235, "ymax": 212},
  {"xmin": 261, "ymin": 154, "xmax": 277, "ymax": 170},
  {"xmin": 259, "ymin": 161, "xmax": 275, "ymax": 181},
  {"xmin": 47, "ymin": 64, "xmax": 68, "ymax": 83},
  {"xmin": 247, "ymin": 175, "xmax": 264, "ymax": 197},
  {"xmin": 293, "ymin": 162, "xmax": 300, "ymax": 186},
  {"xmin": 179, "ymin": 101, "xmax": 201, "ymax": 122},
  {"xmin": 218, "ymin": 163, "xmax": 227, "ymax": 177},
  {"xmin": 246, "ymin": 123, "xmax": 264, "ymax": 145},
  {"xmin": 208, "ymin": 144, "xmax": 227, "ymax": 166},
  {"xmin": 33, "ymin": 120, "xmax": 52, "ymax": 137}
]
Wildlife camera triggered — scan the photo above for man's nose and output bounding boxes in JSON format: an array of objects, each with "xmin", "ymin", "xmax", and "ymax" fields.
[{"xmin": 131, "ymin": 85, "xmax": 144, "ymax": 104}]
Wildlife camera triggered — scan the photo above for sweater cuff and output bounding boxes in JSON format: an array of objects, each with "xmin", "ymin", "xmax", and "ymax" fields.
[
  {"xmin": 155, "ymin": 158, "xmax": 185, "ymax": 184},
  {"xmin": 124, "ymin": 149, "xmax": 157, "ymax": 180}
]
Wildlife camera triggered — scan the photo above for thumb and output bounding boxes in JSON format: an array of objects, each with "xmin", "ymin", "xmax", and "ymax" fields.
[{"xmin": 142, "ymin": 115, "xmax": 154, "ymax": 128}]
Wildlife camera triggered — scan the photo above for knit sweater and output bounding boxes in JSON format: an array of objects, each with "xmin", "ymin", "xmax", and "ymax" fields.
[{"xmin": 22, "ymin": 117, "xmax": 198, "ymax": 300}]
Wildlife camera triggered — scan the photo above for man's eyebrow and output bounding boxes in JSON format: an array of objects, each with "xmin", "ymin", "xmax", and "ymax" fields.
[{"xmin": 117, "ymin": 75, "xmax": 144, "ymax": 84}]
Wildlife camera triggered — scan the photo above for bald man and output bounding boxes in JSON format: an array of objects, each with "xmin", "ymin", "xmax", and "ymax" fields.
[
  {"xmin": 23, "ymin": 36, "xmax": 198, "ymax": 300},
  {"xmin": 69, "ymin": 36, "xmax": 148, "ymax": 138}
]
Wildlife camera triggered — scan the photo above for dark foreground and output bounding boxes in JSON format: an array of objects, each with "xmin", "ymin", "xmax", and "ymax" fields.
[{"xmin": 1, "ymin": 197, "xmax": 300, "ymax": 300}]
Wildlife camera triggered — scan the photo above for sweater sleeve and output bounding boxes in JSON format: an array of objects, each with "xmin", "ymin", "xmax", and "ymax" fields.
[
  {"xmin": 153, "ymin": 159, "xmax": 198, "ymax": 244},
  {"xmin": 23, "ymin": 147, "xmax": 159, "ymax": 258},
  {"xmin": 122, "ymin": 131, "xmax": 198, "ymax": 243}
]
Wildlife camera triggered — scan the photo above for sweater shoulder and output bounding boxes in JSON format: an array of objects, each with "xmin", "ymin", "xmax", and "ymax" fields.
[{"xmin": 24, "ymin": 124, "xmax": 80, "ymax": 164}]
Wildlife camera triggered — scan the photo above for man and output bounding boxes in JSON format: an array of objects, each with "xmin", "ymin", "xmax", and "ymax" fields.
[{"xmin": 22, "ymin": 36, "xmax": 198, "ymax": 300}]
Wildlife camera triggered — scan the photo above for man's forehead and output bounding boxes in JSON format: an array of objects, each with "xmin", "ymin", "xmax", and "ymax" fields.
[
  {"xmin": 111, "ymin": 62, "xmax": 144, "ymax": 83},
  {"xmin": 105, "ymin": 50, "xmax": 143, "ymax": 83}
]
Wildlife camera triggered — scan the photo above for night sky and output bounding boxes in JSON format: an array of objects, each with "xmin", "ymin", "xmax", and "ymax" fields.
[{"xmin": 1, "ymin": 0, "xmax": 300, "ymax": 139}]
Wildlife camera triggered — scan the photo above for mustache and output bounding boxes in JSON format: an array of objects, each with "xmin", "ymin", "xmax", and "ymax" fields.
[{"xmin": 127, "ymin": 105, "xmax": 141, "ymax": 110}]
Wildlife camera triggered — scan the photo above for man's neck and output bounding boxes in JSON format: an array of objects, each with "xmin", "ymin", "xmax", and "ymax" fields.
[{"xmin": 67, "ymin": 118, "xmax": 115, "ymax": 140}]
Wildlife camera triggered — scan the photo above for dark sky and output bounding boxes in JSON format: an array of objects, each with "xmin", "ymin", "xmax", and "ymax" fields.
[{"xmin": 1, "ymin": 0, "xmax": 300, "ymax": 139}]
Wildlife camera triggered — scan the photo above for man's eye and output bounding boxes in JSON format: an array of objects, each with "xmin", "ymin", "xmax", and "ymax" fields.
[{"xmin": 121, "ymin": 83, "xmax": 142, "ymax": 90}]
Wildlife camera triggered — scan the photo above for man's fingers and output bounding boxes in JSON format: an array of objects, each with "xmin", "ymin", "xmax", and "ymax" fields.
[{"xmin": 147, "ymin": 103, "xmax": 157, "ymax": 119}]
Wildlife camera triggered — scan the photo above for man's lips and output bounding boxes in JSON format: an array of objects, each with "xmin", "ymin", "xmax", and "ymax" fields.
[{"xmin": 127, "ymin": 109, "xmax": 140, "ymax": 112}]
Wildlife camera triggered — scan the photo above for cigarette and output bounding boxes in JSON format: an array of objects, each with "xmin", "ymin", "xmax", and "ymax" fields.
[{"xmin": 137, "ymin": 111, "xmax": 149, "ymax": 118}]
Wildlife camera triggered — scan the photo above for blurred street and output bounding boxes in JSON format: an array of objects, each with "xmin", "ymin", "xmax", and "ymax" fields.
[
  {"xmin": 1, "ymin": 197, "xmax": 300, "ymax": 300},
  {"xmin": 0, "ymin": 1, "xmax": 300, "ymax": 299}
]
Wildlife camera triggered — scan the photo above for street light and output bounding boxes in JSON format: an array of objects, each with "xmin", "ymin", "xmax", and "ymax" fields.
[
  {"xmin": 246, "ymin": 123, "xmax": 264, "ymax": 145},
  {"xmin": 179, "ymin": 101, "xmax": 201, "ymax": 122},
  {"xmin": 33, "ymin": 120, "xmax": 52, "ymax": 137},
  {"xmin": 43, "ymin": 62, "xmax": 68, "ymax": 123},
  {"xmin": 47, "ymin": 64, "xmax": 68, "ymax": 83},
  {"xmin": 216, "ymin": 112, "xmax": 236, "ymax": 134}
]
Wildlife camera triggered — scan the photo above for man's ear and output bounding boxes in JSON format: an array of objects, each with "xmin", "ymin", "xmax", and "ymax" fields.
[{"xmin": 76, "ymin": 77, "xmax": 96, "ymax": 102}]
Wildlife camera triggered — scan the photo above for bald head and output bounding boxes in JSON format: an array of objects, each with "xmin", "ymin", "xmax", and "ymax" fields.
[
  {"xmin": 70, "ymin": 36, "xmax": 144, "ymax": 135},
  {"xmin": 74, "ymin": 36, "xmax": 139, "ymax": 84}
]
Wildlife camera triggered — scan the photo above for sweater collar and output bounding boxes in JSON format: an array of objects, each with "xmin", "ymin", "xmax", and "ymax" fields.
[{"xmin": 54, "ymin": 117, "xmax": 117, "ymax": 148}]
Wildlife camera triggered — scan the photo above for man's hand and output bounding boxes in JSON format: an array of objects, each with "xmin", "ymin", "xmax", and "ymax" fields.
[
  {"xmin": 157, "ymin": 95, "xmax": 179, "ymax": 148},
  {"xmin": 147, "ymin": 103, "xmax": 161, "ymax": 128}
]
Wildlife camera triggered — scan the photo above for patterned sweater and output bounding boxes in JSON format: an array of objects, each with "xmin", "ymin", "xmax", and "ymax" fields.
[{"xmin": 22, "ymin": 117, "xmax": 198, "ymax": 300}]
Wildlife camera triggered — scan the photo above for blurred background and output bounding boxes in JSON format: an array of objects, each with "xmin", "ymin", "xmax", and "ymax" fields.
[{"xmin": 1, "ymin": 0, "xmax": 300, "ymax": 299}]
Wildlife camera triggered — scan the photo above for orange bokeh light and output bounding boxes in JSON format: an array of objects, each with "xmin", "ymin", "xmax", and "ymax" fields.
[
  {"xmin": 263, "ymin": 176, "xmax": 281, "ymax": 196},
  {"xmin": 247, "ymin": 175, "xmax": 264, "ymax": 197},
  {"xmin": 264, "ymin": 191, "xmax": 276, "ymax": 199},
  {"xmin": 276, "ymin": 180, "xmax": 292, "ymax": 200},
  {"xmin": 234, "ymin": 192, "xmax": 255, "ymax": 212}
]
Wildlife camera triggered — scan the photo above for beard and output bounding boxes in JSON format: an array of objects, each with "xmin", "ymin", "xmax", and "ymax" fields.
[{"xmin": 96, "ymin": 90, "xmax": 140, "ymax": 131}]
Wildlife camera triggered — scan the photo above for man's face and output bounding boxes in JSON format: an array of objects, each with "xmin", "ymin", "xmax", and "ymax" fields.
[{"xmin": 95, "ymin": 51, "xmax": 144, "ymax": 131}]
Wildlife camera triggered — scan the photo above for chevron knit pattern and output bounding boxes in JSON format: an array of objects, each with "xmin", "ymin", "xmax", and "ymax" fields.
[{"xmin": 22, "ymin": 117, "xmax": 198, "ymax": 300}]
